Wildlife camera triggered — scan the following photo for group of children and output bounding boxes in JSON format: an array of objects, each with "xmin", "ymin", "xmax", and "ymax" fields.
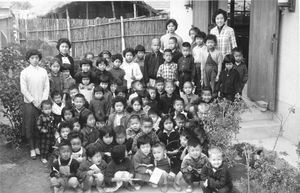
[{"xmin": 20, "ymin": 19, "xmax": 249, "ymax": 193}]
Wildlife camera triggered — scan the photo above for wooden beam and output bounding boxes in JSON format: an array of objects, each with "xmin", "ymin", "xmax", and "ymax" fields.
[
  {"xmin": 111, "ymin": 1, "xmax": 116, "ymax": 18},
  {"xmin": 66, "ymin": 8, "xmax": 72, "ymax": 56},
  {"xmin": 133, "ymin": 3, "xmax": 137, "ymax": 18},
  {"xmin": 86, "ymin": 2, "xmax": 89, "ymax": 19}
]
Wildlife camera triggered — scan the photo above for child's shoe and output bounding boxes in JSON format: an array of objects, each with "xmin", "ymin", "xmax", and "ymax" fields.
[
  {"xmin": 173, "ymin": 183, "xmax": 182, "ymax": 192},
  {"xmin": 186, "ymin": 185, "xmax": 193, "ymax": 193},
  {"xmin": 134, "ymin": 184, "xmax": 141, "ymax": 190},
  {"xmin": 35, "ymin": 148, "xmax": 41, "ymax": 156},
  {"xmin": 30, "ymin": 149, "xmax": 36, "ymax": 160},
  {"xmin": 159, "ymin": 183, "xmax": 168, "ymax": 193},
  {"xmin": 41, "ymin": 158, "xmax": 48, "ymax": 164},
  {"xmin": 124, "ymin": 182, "xmax": 136, "ymax": 191},
  {"xmin": 151, "ymin": 183, "xmax": 158, "ymax": 188}
]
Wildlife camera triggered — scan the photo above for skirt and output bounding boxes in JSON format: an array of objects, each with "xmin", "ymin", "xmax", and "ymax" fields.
[{"xmin": 22, "ymin": 103, "xmax": 40, "ymax": 139}]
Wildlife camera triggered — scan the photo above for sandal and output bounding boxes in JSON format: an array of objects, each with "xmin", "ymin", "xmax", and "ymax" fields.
[{"xmin": 30, "ymin": 150, "xmax": 36, "ymax": 160}]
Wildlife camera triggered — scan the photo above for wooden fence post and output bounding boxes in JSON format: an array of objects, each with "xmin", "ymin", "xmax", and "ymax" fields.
[
  {"xmin": 111, "ymin": 2, "xmax": 116, "ymax": 18},
  {"xmin": 66, "ymin": 8, "xmax": 72, "ymax": 56},
  {"xmin": 133, "ymin": 3, "xmax": 137, "ymax": 18},
  {"xmin": 120, "ymin": 16, "xmax": 125, "ymax": 51}
]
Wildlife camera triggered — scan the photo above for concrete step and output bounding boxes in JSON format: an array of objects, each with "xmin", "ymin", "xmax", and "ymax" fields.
[{"xmin": 240, "ymin": 108, "xmax": 274, "ymax": 122}]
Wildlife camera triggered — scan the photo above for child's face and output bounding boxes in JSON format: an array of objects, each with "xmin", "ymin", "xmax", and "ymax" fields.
[
  {"xmin": 189, "ymin": 145, "xmax": 202, "ymax": 159},
  {"xmin": 167, "ymin": 22, "xmax": 176, "ymax": 33},
  {"xmin": 113, "ymin": 59, "xmax": 122, "ymax": 68},
  {"xmin": 164, "ymin": 52, "xmax": 173, "ymax": 63},
  {"xmin": 189, "ymin": 30, "xmax": 197, "ymax": 41},
  {"xmin": 90, "ymin": 152, "xmax": 102, "ymax": 165},
  {"xmin": 74, "ymin": 97, "xmax": 85, "ymax": 109},
  {"xmin": 103, "ymin": 54, "xmax": 111, "ymax": 62},
  {"xmin": 168, "ymin": 39, "xmax": 176, "ymax": 50},
  {"xmin": 152, "ymin": 146, "xmax": 165, "ymax": 161},
  {"xmin": 197, "ymin": 103, "xmax": 209, "ymax": 118},
  {"xmin": 61, "ymin": 127, "xmax": 71, "ymax": 140},
  {"xmin": 98, "ymin": 62, "xmax": 106, "ymax": 71},
  {"xmin": 130, "ymin": 119, "xmax": 141, "ymax": 131},
  {"xmin": 81, "ymin": 64, "xmax": 91, "ymax": 72},
  {"xmin": 86, "ymin": 114, "xmax": 96, "ymax": 127},
  {"xmin": 206, "ymin": 40, "xmax": 216, "ymax": 50},
  {"xmin": 149, "ymin": 113, "xmax": 158, "ymax": 123},
  {"xmin": 125, "ymin": 52, "xmax": 133, "ymax": 63},
  {"xmin": 117, "ymin": 92, "xmax": 126, "ymax": 98},
  {"xmin": 70, "ymin": 137, "xmax": 82, "ymax": 152},
  {"xmin": 29, "ymin": 55, "xmax": 40, "ymax": 66},
  {"xmin": 53, "ymin": 95, "xmax": 62, "ymax": 105},
  {"xmin": 132, "ymin": 101, "xmax": 142, "ymax": 112},
  {"xmin": 163, "ymin": 119, "xmax": 173, "ymax": 132},
  {"xmin": 209, "ymin": 154, "xmax": 223, "ymax": 168},
  {"xmin": 51, "ymin": 62, "xmax": 60, "ymax": 74},
  {"xmin": 73, "ymin": 122, "xmax": 81, "ymax": 132},
  {"xmin": 151, "ymin": 39, "xmax": 160, "ymax": 52},
  {"xmin": 140, "ymin": 143, "xmax": 151, "ymax": 155},
  {"xmin": 114, "ymin": 102, "xmax": 124, "ymax": 113},
  {"xmin": 136, "ymin": 51, "xmax": 145, "ymax": 59},
  {"xmin": 59, "ymin": 43, "xmax": 70, "ymax": 54},
  {"xmin": 233, "ymin": 51, "xmax": 243, "ymax": 63},
  {"xmin": 96, "ymin": 121, "xmax": 106, "ymax": 129},
  {"xmin": 142, "ymin": 97, "xmax": 149, "ymax": 106},
  {"xmin": 82, "ymin": 78, "xmax": 90, "ymax": 86},
  {"xmin": 174, "ymin": 101, "xmax": 184, "ymax": 112},
  {"xmin": 182, "ymin": 47, "xmax": 190, "ymax": 57},
  {"xmin": 148, "ymin": 89, "xmax": 156, "ymax": 100},
  {"xmin": 142, "ymin": 121, "xmax": 153, "ymax": 134},
  {"xmin": 100, "ymin": 82, "xmax": 109, "ymax": 90},
  {"xmin": 62, "ymin": 70, "xmax": 71, "ymax": 78},
  {"xmin": 103, "ymin": 134, "xmax": 113, "ymax": 145},
  {"xmin": 116, "ymin": 134, "xmax": 126, "ymax": 145},
  {"xmin": 59, "ymin": 145, "xmax": 72, "ymax": 160},
  {"xmin": 42, "ymin": 104, "xmax": 52, "ymax": 115},
  {"xmin": 64, "ymin": 110, "xmax": 73, "ymax": 121},
  {"xmin": 180, "ymin": 135, "xmax": 188, "ymax": 147},
  {"xmin": 165, "ymin": 83, "xmax": 174, "ymax": 95},
  {"xmin": 86, "ymin": 54, "xmax": 94, "ymax": 61},
  {"xmin": 155, "ymin": 82, "xmax": 164, "ymax": 92},
  {"xmin": 133, "ymin": 81, "xmax": 143, "ymax": 91},
  {"xmin": 94, "ymin": 91, "xmax": 104, "ymax": 100},
  {"xmin": 110, "ymin": 83, "xmax": 117, "ymax": 93},
  {"xmin": 70, "ymin": 89, "xmax": 79, "ymax": 99},
  {"xmin": 175, "ymin": 118, "xmax": 185, "ymax": 129},
  {"xmin": 195, "ymin": 37, "xmax": 204, "ymax": 46},
  {"xmin": 183, "ymin": 82, "xmax": 193, "ymax": 95},
  {"xmin": 201, "ymin": 90, "xmax": 212, "ymax": 103},
  {"xmin": 225, "ymin": 63, "xmax": 233, "ymax": 70}
]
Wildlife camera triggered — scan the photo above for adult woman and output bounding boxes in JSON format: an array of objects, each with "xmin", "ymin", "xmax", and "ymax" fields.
[
  {"xmin": 55, "ymin": 38, "xmax": 75, "ymax": 77},
  {"xmin": 160, "ymin": 19, "xmax": 183, "ymax": 51},
  {"xmin": 210, "ymin": 9, "xmax": 237, "ymax": 57}
]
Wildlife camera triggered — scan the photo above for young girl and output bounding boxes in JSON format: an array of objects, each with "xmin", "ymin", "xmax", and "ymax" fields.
[
  {"xmin": 95, "ymin": 57, "xmax": 113, "ymax": 85},
  {"xmin": 126, "ymin": 115, "xmax": 142, "ymax": 143},
  {"xmin": 189, "ymin": 27, "xmax": 201, "ymax": 49},
  {"xmin": 68, "ymin": 131, "xmax": 86, "ymax": 163},
  {"xmin": 61, "ymin": 63, "xmax": 76, "ymax": 96},
  {"xmin": 81, "ymin": 113, "xmax": 99, "ymax": 147},
  {"xmin": 158, "ymin": 80, "xmax": 179, "ymax": 116},
  {"xmin": 89, "ymin": 86, "xmax": 109, "ymax": 122},
  {"xmin": 72, "ymin": 118, "xmax": 81, "ymax": 132},
  {"xmin": 51, "ymin": 91, "xmax": 65, "ymax": 126},
  {"xmin": 107, "ymin": 97, "xmax": 129, "ymax": 129},
  {"xmin": 160, "ymin": 19, "xmax": 183, "ymax": 51},
  {"xmin": 148, "ymin": 108, "xmax": 161, "ymax": 133},
  {"xmin": 55, "ymin": 38, "xmax": 75, "ymax": 77},
  {"xmin": 120, "ymin": 48, "xmax": 143, "ymax": 89},
  {"xmin": 96, "ymin": 126, "xmax": 115, "ymax": 163},
  {"xmin": 180, "ymin": 81, "xmax": 200, "ymax": 112},
  {"xmin": 99, "ymin": 50, "xmax": 113, "ymax": 71},
  {"xmin": 49, "ymin": 58, "xmax": 63, "ymax": 94},
  {"xmin": 36, "ymin": 100, "xmax": 56, "ymax": 163},
  {"xmin": 79, "ymin": 74, "xmax": 94, "ymax": 104},
  {"xmin": 61, "ymin": 106, "xmax": 75, "ymax": 124},
  {"xmin": 129, "ymin": 97, "xmax": 145, "ymax": 118}
]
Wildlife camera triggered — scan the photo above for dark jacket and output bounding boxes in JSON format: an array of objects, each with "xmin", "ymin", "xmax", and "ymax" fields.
[
  {"xmin": 133, "ymin": 149, "xmax": 154, "ymax": 174},
  {"xmin": 95, "ymin": 69, "xmax": 113, "ymax": 85},
  {"xmin": 81, "ymin": 125, "xmax": 100, "ymax": 147},
  {"xmin": 216, "ymin": 68, "xmax": 240, "ymax": 95},
  {"xmin": 234, "ymin": 62, "xmax": 248, "ymax": 92},
  {"xmin": 177, "ymin": 55, "xmax": 196, "ymax": 86},
  {"xmin": 89, "ymin": 98, "xmax": 109, "ymax": 121},
  {"xmin": 74, "ymin": 71, "xmax": 97, "ymax": 85},
  {"xmin": 158, "ymin": 93, "xmax": 180, "ymax": 115},
  {"xmin": 95, "ymin": 139, "xmax": 115, "ymax": 163},
  {"xmin": 55, "ymin": 53, "xmax": 75, "ymax": 78},
  {"xmin": 144, "ymin": 51, "xmax": 164, "ymax": 83},
  {"xmin": 157, "ymin": 129, "xmax": 180, "ymax": 147},
  {"xmin": 50, "ymin": 157, "xmax": 79, "ymax": 178},
  {"xmin": 73, "ymin": 107, "xmax": 92, "ymax": 125},
  {"xmin": 172, "ymin": 49, "xmax": 183, "ymax": 64},
  {"xmin": 105, "ymin": 158, "xmax": 134, "ymax": 185},
  {"xmin": 109, "ymin": 67, "xmax": 126, "ymax": 86},
  {"xmin": 77, "ymin": 159, "xmax": 107, "ymax": 180}
]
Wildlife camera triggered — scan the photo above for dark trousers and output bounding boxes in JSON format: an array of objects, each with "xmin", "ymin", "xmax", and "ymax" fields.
[
  {"xmin": 201, "ymin": 185, "xmax": 231, "ymax": 193},
  {"xmin": 40, "ymin": 132, "xmax": 54, "ymax": 158},
  {"xmin": 182, "ymin": 171, "xmax": 201, "ymax": 185}
]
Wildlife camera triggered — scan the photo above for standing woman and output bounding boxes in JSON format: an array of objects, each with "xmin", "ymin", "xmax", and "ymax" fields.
[
  {"xmin": 55, "ymin": 38, "xmax": 75, "ymax": 77},
  {"xmin": 210, "ymin": 9, "xmax": 237, "ymax": 57},
  {"xmin": 160, "ymin": 19, "xmax": 183, "ymax": 51}
]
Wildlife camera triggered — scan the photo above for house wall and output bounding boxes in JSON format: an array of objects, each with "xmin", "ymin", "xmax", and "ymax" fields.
[{"xmin": 276, "ymin": 3, "xmax": 300, "ymax": 144}]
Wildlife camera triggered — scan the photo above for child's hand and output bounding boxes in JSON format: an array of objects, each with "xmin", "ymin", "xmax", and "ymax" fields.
[
  {"xmin": 104, "ymin": 152, "xmax": 111, "ymax": 157},
  {"xmin": 218, "ymin": 91, "xmax": 221, "ymax": 97},
  {"xmin": 146, "ymin": 169, "xmax": 153, "ymax": 175},
  {"xmin": 197, "ymin": 169, "xmax": 202, "ymax": 174},
  {"xmin": 87, "ymin": 170, "xmax": 94, "ymax": 176},
  {"xmin": 203, "ymin": 179, "xmax": 208, "ymax": 187},
  {"xmin": 187, "ymin": 166, "xmax": 193, "ymax": 171},
  {"xmin": 87, "ymin": 83, "xmax": 94, "ymax": 90},
  {"xmin": 175, "ymin": 81, "xmax": 180, "ymax": 86},
  {"xmin": 93, "ymin": 167, "xmax": 101, "ymax": 174},
  {"xmin": 215, "ymin": 76, "xmax": 219, "ymax": 82}
]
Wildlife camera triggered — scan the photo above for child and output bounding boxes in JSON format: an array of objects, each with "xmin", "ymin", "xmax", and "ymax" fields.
[
  {"xmin": 73, "ymin": 94, "xmax": 92, "ymax": 125},
  {"xmin": 99, "ymin": 50, "xmax": 113, "ymax": 71},
  {"xmin": 96, "ymin": 117, "xmax": 107, "ymax": 131},
  {"xmin": 134, "ymin": 44, "xmax": 146, "ymax": 79},
  {"xmin": 171, "ymin": 97, "xmax": 192, "ymax": 120},
  {"xmin": 20, "ymin": 49, "xmax": 49, "ymax": 159},
  {"xmin": 128, "ymin": 80, "xmax": 144, "ymax": 104},
  {"xmin": 55, "ymin": 122, "xmax": 72, "ymax": 148},
  {"xmin": 201, "ymin": 34, "xmax": 223, "ymax": 94},
  {"xmin": 168, "ymin": 37, "xmax": 183, "ymax": 64},
  {"xmin": 95, "ymin": 57, "xmax": 113, "ymax": 85},
  {"xmin": 144, "ymin": 38, "xmax": 164, "ymax": 86},
  {"xmin": 51, "ymin": 91, "xmax": 65, "ymax": 125},
  {"xmin": 115, "ymin": 125, "xmax": 132, "ymax": 153},
  {"xmin": 72, "ymin": 119, "xmax": 81, "ymax": 132},
  {"xmin": 148, "ymin": 108, "xmax": 161, "ymax": 132},
  {"xmin": 77, "ymin": 143, "xmax": 107, "ymax": 193},
  {"xmin": 131, "ymin": 117, "xmax": 160, "ymax": 153},
  {"xmin": 177, "ymin": 42, "xmax": 195, "ymax": 90},
  {"xmin": 49, "ymin": 58, "xmax": 63, "ymax": 94},
  {"xmin": 201, "ymin": 147, "xmax": 233, "ymax": 193},
  {"xmin": 50, "ymin": 140, "xmax": 80, "ymax": 193},
  {"xmin": 157, "ymin": 49, "xmax": 178, "ymax": 82},
  {"xmin": 36, "ymin": 100, "xmax": 56, "ymax": 163},
  {"xmin": 79, "ymin": 74, "xmax": 94, "ymax": 104},
  {"xmin": 174, "ymin": 113, "xmax": 186, "ymax": 132},
  {"xmin": 55, "ymin": 38, "xmax": 75, "ymax": 77},
  {"xmin": 96, "ymin": 126, "xmax": 115, "ymax": 163},
  {"xmin": 216, "ymin": 54, "xmax": 240, "ymax": 102},
  {"xmin": 133, "ymin": 136, "xmax": 154, "ymax": 187},
  {"xmin": 89, "ymin": 86, "xmax": 109, "ymax": 122},
  {"xmin": 68, "ymin": 131, "xmax": 86, "ymax": 163},
  {"xmin": 61, "ymin": 106, "xmax": 75, "ymax": 124},
  {"xmin": 104, "ymin": 145, "xmax": 135, "ymax": 192},
  {"xmin": 158, "ymin": 80, "xmax": 179, "ymax": 115},
  {"xmin": 74, "ymin": 58, "xmax": 96, "ymax": 85},
  {"xmin": 181, "ymin": 138, "xmax": 208, "ymax": 193},
  {"xmin": 60, "ymin": 63, "xmax": 76, "ymax": 95},
  {"xmin": 180, "ymin": 81, "xmax": 199, "ymax": 111},
  {"xmin": 160, "ymin": 19, "xmax": 183, "ymax": 51},
  {"xmin": 201, "ymin": 87, "xmax": 213, "ymax": 104},
  {"xmin": 110, "ymin": 81, "xmax": 118, "ymax": 98},
  {"xmin": 129, "ymin": 97, "xmax": 146, "ymax": 118},
  {"xmin": 232, "ymin": 47, "xmax": 248, "ymax": 95},
  {"xmin": 193, "ymin": 32, "xmax": 207, "ymax": 93},
  {"xmin": 121, "ymin": 48, "xmax": 143, "ymax": 89},
  {"xmin": 189, "ymin": 27, "xmax": 201, "ymax": 49},
  {"xmin": 107, "ymin": 96, "xmax": 129, "ymax": 129},
  {"xmin": 81, "ymin": 113, "xmax": 99, "ymax": 147},
  {"xmin": 126, "ymin": 115, "xmax": 142, "ymax": 143},
  {"xmin": 115, "ymin": 85, "xmax": 128, "ymax": 99},
  {"xmin": 155, "ymin": 77, "xmax": 166, "ymax": 99},
  {"xmin": 110, "ymin": 54, "xmax": 126, "ymax": 87}
]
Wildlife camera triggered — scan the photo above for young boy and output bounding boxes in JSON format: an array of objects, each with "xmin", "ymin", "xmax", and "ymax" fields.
[
  {"xmin": 77, "ymin": 143, "xmax": 107, "ymax": 193},
  {"xmin": 157, "ymin": 49, "xmax": 178, "ymax": 82},
  {"xmin": 74, "ymin": 58, "xmax": 96, "ymax": 85},
  {"xmin": 89, "ymin": 86, "xmax": 109, "ymax": 122},
  {"xmin": 232, "ymin": 48, "xmax": 248, "ymax": 95},
  {"xmin": 144, "ymin": 38, "xmax": 164, "ymax": 86},
  {"xmin": 107, "ymin": 96, "xmax": 129, "ymax": 129},
  {"xmin": 81, "ymin": 113, "xmax": 99, "ymax": 147},
  {"xmin": 49, "ymin": 58, "xmax": 63, "ymax": 94},
  {"xmin": 126, "ymin": 115, "xmax": 142, "ymax": 141},
  {"xmin": 201, "ymin": 87, "xmax": 213, "ymax": 104},
  {"xmin": 68, "ymin": 131, "xmax": 86, "ymax": 163},
  {"xmin": 168, "ymin": 37, "xmax": 183, "ymax": 64},
  {"xmin": 115, "ymin": 125, "xmax": 132, "ymax": 153},
  {"xmin": 131, "ymin": 117, "xmax": 160, "ymax": 153},
  {"xmin": 95, "ymin": 126, "xmax": 115, "ymax": 163},
  {"xmin": 177, "ymin": 42, "xmax": 195, "ymax": 90},
  {"xmin": 20, "ymin": 49, "xmax": 49, "ymax": 159},
  {"xmin": 110, "ymin": 54, "xmax": 126, "ymax": 87},
  {"xmin": 171, "ymin": 97, "xmax": 192, "ymax": 120},
  {"xmin": 61, "ymin": 63, "xmax": 76, "ymax": 95},
  {"xmin": 95, "ymin": 57, "xmax": 113, "ymax": 85},
  {"xmin": 50, "ymin": 140, "xmax": 81, "ymax": 193},
  {"xmin": 201, "ymin": 147, "xmax": 233, "ymax": 193},
  {"xmin": 216, "ymin": 54, "xmax": 240, "ymax": 102},
  {"xmin": 158, "ymin": 80, "xmax": 179, "ymax": 115},
  {"xmin": 73, "ymin": 94, "xmax": 92, "ymax": 125},
  {"xmin": 180, "ymin": 81, "xmax": 199, "ymax": 111},
  {"xmin": 148, "ymin": 108, "xmax": 161, "ymax": 132},
  {"xmin": 134, "ymin": 45, "xmax": 146, "ymax": 79},
  {"xmin": 181, "ymin": 138, "xmax": 208, "ymax": 193},
  {"xmin": 155, "ymin": 77, "xmax": 166, "ymax": 99},
  {"xmin": 51, "ymin": 91, "xmax": 65, "ymax": 126}
]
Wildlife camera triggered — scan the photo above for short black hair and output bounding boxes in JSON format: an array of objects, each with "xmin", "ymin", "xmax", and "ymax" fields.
[
  {"xmin": 68, "ymin": 131, "xmax": 83, "ymax": 142},
  {"xmin": 155, "ymin": 77, "xmax": 165, "ymax": 84},
  {"xmin": 98, "ymin": 50, "xmax": 112, "ymax": 58},
  {"xmin": 56, "ymin": 38, "xmax": 71, "ymax": 50},
  {"xmin": 159, "ymin": 115, "xmax": 175, "ymax": 130},
  {"xmin": 86, "ymin": 143, "xmax": 101, "ymax": 158},
  {"xmin": 61, "ymin": 106, "xmax": 75, "ymax": 120},
  {"xmin": 112, "ymin": 96, "xmax": 126, "ymax": 109},
  {"xmin": 59, "ymin": 139, "xmax": 71, "ymax": 149},
  {"xmin": 135, "ymin": 45, "xmax": 145, "ymax": 54},
  {"xmin": 205, "ymin": 34, "xmax": 218, "ymax": 44},
  {"xmin": 74, "ymin": 93, "xmax": 86, "ymax": 101},
  {"xmin": 232, "ymin": 47, "xmax": 243, "ymax": 55},
  {"xmin": 84, "ymin": 52, "xmax": 94, "ymax": 58},
  {"xmin": 80, "ymin": 58, "xmax": 93, "ymax": 68},
  {"xmin": 182, "ymin": 42, "xmax": 191, "ymax": 48},
  {"xmin": 111, "ymin": 53, "xmax": 123, "ymax": 62},
  {"xmin": 223, "ymin": 54, "xmax": 235, "ymax": 64},
  {"xmin": 26, "ymin": 49, "xmax": 42, "ymax": 61},
  {"xmin": 50, "ymin": 58, "xmax": 61, "ymax": 66},
  {"xmin": 51, "ymin": 90, "xmax": 62, "ymax": 99},
  {"xmin": 99, "ymin": 74, "xmax": 110, "ymax": 83},
  {"xmin": 131, "ymin": 97, "xmax": 142, "ymax": 106},
  {"xmin": 173, "ymin": 97, "xmax": 184, "ymax": 105},
  {"xmin": 40, "ymin": 99, "xmax": 52, "ymax": 109},
  {"xmin": 164, "ymin": 49, "xmax": 173, "ymax": 54},
  {"xmin": 123, "ymin": 47, "xmax": 135, "ymax": 57},
  {"xmin": 213, "ymin": 9, "xmax": 228, "ymax": 23},
  {"xmin": 195, "ymin": 31, "xmax": 207, "ymax": 40},
  {"xmin": 60, "ymin": 63, "xmax": 72, "ymax": 71},
  {"xmin": 137, "ymin": 135, "xmax": 152, "ymax": 149},
  {"xmin": 165, "ymin": 19, "xmax": 178, "ymax": 30},
  {"xmin": 148, "ymin": 107, "xmax": 159, "ymax": 116},
  {"xmin": 175, "ymin": 113, "xmax": 186, "ymax": 121},
  {"xmin": 69, "ymin": 84, "xmax": 79, "ymax": 91},
  {"xmin": 115, "ymin": 86, "xmax": 127, "ymax": 95},
  {"xmin": 58, "ymin": 121, "xmax": 72, "ymax": 134},
  {"xmin": 111, "ymin": 145, "xmax": 126, "ymax": 164},
  {"xmin": 94, "ymin": 85, "xmax": 104, "ymax": 94},
  {"xmin": 187, "ymin": 137, "xmax": 201, "ymax": 148},
  {"xmin": 189, "ymin": 26, "xmax": 201, "ymax": 36},
  {"xmin": 169, "ymin": 36, "xmax": 178, "ymax": 43},
  {"xmin": 141, "ymin": 116, "xmax": 153, "ymax": 125},
  {"xmin": 114, "ymin": 125, "xmax": 126, "ymax": 136},
  {"xmin": 99, "ymin": 126, "xmax": 114, "ymax": 139},
  {"xmin": 96, "ymin": 57, "xmax": 108, "ymax": 67},
  {"xmin": 202, "ymin": 86, "xmax": 212, "ymax": 94},
  {"xmin": 152, "ymin": 142, "xmax": 166, "ymax": 150},
  {"xmin": 128, "ymin": 114, "xmax": 141, "ymax": 123}
]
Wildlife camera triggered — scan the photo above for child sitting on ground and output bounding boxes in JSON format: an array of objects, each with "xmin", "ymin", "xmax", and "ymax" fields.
[
  {"xmin": 95, "ymin": 126, "xmax": 115, "ymax": 163},
  {"xmin": 180, "ymin": 81, "xmax": 199, "ymax": 112},
  {"xmin": 54, "ymin": 122, "xmax": 72, "ymax": 155},
  {"xmin": 126, "ymin": 115, "xmax": 142, "ymax": 144},
  {"xmin": 107, "ymin": 96, "xmax": 129, "ymax": 129},
  {"xmin": 81, "ymin": 113, "xmax": 99, "ymax": 147},
  {"xmin": 171, "ymin": 97, "xmax": 192, "ymax": 120},
  {"xmin": 201, "ymin": 147, "xmax": 233, "ymax": 193},
  {"xmin": 68, "ymin": 131, "xmax": 86, "ymax": 164},
  {"xmin": 77, "ymin": 143, "xmax": 107, "ymax": 193},
  {"xmin": 174, "ymin": 113, "xmax": 186, "ymax": 133}
]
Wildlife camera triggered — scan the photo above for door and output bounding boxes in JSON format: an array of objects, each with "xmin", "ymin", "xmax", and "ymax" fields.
[{"xmin": 247, "ymin": 0, "xmax": 279, "ymax": 111}]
